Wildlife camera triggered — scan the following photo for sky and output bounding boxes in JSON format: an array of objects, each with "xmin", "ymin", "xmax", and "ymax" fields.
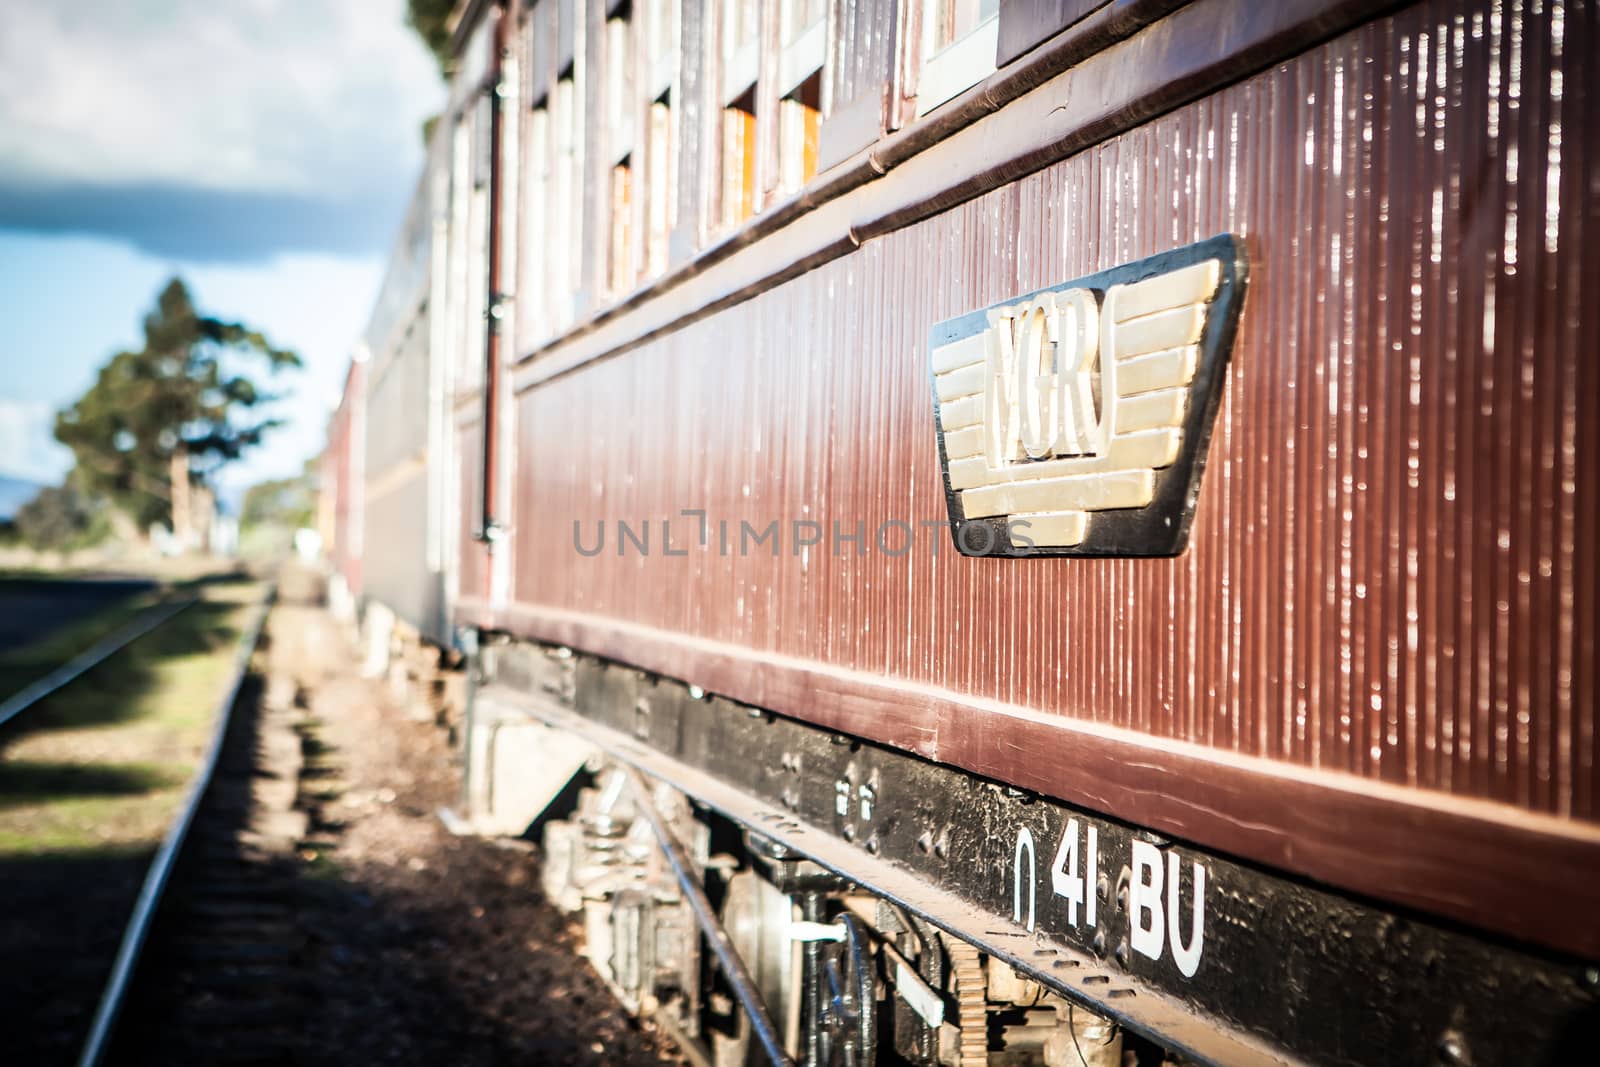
[{"xmin": 0, "ymin": 0, "xmax": 444, "ymax": 505}]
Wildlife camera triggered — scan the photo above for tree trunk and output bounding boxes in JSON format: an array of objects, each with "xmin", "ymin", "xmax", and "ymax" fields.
[{"xmin": 170, "ymin": 446, "xmax": 190, "ymax": 550}]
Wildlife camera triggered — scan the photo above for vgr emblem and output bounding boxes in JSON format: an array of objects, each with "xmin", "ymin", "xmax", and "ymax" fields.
[{"xmin": 928, "ymin": 234, "xmax": 1247, "ymax": 557}]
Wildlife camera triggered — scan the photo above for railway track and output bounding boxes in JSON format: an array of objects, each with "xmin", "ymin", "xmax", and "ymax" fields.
[
  {"xmin": 0, "ymin": 594, "xmax": 199, "ymax": 730},
  {"xmin": 65, "ymin": 585, "xmax": 285, "ymax": 1067},
  {"xmin": 2, "ymin": 569, "xmax": 682, "ymax": 1066}
]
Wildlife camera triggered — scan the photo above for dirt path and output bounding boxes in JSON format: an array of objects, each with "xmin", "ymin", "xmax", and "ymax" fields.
[{"xmin": 250, "ymin": 568, "xmax": 680, "ymax": 1065}]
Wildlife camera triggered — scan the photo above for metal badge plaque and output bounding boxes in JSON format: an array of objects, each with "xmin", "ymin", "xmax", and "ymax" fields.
[{"xmin": 928, "ymin": 234, "xmax": 1248, "ymax": 557}]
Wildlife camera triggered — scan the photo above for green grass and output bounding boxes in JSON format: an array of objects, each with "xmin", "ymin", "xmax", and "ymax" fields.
[
  {"xmin": 0, "ymin": 791, "xmax": 188, "ymax": 853},
  {"xmin": 0, "ymin": 565, "xmax": 78, "ymax": 581},
  {"xmin": 0, "ymin": 580, "xmax": 261, "ymax": 856}
]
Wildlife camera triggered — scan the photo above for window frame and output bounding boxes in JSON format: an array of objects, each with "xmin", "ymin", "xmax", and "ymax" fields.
[{"xmin": 915, "ymin": 0, "xmax": 1001, "ymax": 116}]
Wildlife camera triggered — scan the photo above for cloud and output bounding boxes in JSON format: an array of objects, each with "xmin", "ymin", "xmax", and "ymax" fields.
[
  {"xmin": 0, "ymin": 0, "xmax": 443, "ymax": 262},
  {"xmin": 0, "ymin": 180, "xmax": 408, "ymax": 263},
  {"xmin": 0, "ymin": 399, "xmax": 72, "ymax": 485}
]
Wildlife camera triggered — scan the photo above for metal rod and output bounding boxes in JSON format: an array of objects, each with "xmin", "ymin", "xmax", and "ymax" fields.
[
  {"xmin": 621, "ymin": 765, "xmax": 797, "ymax": 1067},
  {"xmin": 0, "ymin": 594, "xmax": 198, "ymax": 729},
  {"xmin": 76, "ymin": 586, "xmax": 275, "ymax": 1067},
  {"xmin": 476, "ymin": 0, "xmax": 510, "ymax": 568}
]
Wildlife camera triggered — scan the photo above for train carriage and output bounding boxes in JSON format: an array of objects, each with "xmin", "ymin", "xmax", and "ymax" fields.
[
  {"xmin": 333, "ymin": 0, "xmax": 1600, "ymax": 1063},
  {"xmin": 358, "ymin": 170, "xmax": 455, "ymax": 647},
  {"xmin": 319, "ymin": 358, "xmax": 364, "ymax": 620}
]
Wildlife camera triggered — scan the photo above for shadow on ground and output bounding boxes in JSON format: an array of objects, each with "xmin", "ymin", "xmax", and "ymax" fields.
[
  {"xmin": 105, "ymin": 580, "xmax": 677, "ymax": 1067},
  {"xmin": 0, "ymin": 848, "xmax": 155, "ymax": 1065},
  {"xmin": 0, "ymin": 762, "xmax": 178, "ymax": 811},
  {"xmin": 0, "ymin": 571, "xmax": 258, "ymax": 1066},
  {"xmin": 0, "ymin": 578, "xmax": 155, "ymax": 656},
  {"xmin": 0, "ymin": 573, "xmax": 252, "ymax": 744}
]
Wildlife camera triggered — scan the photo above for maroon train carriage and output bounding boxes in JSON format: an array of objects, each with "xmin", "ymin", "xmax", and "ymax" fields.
[
  {"xmin": 319, "ymin": 357, "xmax": 364, "ymax": 617},
  {"xmin": 329, "ymin": 0, "xmax": 1600, "ymax": 1063}
]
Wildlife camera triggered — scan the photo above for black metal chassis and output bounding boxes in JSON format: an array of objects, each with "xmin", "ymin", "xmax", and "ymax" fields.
[{"xmin": 479, "ymin": 640, "xmax": 1600, "ymax": 1067}]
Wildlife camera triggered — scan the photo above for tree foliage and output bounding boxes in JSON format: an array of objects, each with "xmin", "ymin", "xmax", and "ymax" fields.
[
  {"xmin": 240, "ymin": 462, "xmax": 317, "ymax": 534},
  {"xmin": 406, "ymin": 0, "xmax": 456, "ymax": 75},
  {"xmin": 14, "ymin": 483, "xmax": 105, "ymax": 552},
  {"xmin": 54, "ymin": 278, "xmax": 299, "ymax": 530}
]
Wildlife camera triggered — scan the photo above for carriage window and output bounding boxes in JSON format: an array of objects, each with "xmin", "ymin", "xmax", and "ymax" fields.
[
  {"xmin": 638, "ymin": 0, "xmax": 675, "ymax": 280},
  {"xmin": 523, "ymin": 103, "xmax": 550, "ymax": 343},
  {"xmin": 782, "ymin": 0, "xmax": 825, "ymax": 43},
  {"xmin": 720, "ymin": 90, "xmax": 757, "ymax": 229},
  {"xmin": 645, "ymin": 95, "xmax": 673, "ymax": 277},
  {"xmin": 778, "ymin": 74, "xmax": 821, "ymax": 195},
  {"xmin": 645, "ymin": 0, "xmax": 676, "ymax": 98},
  {"xmin": 776, "ymin": 0, "xmax": 823, "ymax": 193},
  {"xmin": 779, "ymin": 0, "xmax": 825, "ymax": 88},
  {"xmin": 605, "ymin": 5, "xmax": 637, "ymax": 292},
  {"xmin": 551, "ymin": 71, "xmax": 580, "ymax": 328},
  {"xmin": 718, "ymin": 0, "xmax": 761, "ymax": 232},
  {"xmin": 917, "ymin": 0, "xmax": 1000, "ymax": 115},
  {"xmin": 606, "ymin": 8, "xmax": 635, "ymax": 158},
  {"xmin": 928, "ymin": 0, "xmax": 1000, "ymax": 51},
  {"xmin": 722, "ymin": 0, "xmax": 759, "ymax": 99},
  {"xmin": 608, "ymin": 156, "xmax": 633, "ymax": 294}
]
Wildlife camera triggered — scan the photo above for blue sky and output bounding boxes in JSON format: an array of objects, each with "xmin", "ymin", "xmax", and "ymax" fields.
[{"xmin": 0, "ymin": 0, "xmax": 444, "ymax": 503}]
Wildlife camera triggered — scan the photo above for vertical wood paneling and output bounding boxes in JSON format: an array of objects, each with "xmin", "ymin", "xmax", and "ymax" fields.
[
  {"xmin": 672, "ymin": 0, "xmax": 710, "ymax": 258},
  {"xmin": 827, "ymin": 0, "xmax": 898, "ymax": 112},
  {"xmin": 507, "ymin": 0, "xmax": 1598, "ymax": 822}
]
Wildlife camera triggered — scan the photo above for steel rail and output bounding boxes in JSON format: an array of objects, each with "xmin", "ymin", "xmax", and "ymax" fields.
[
  {"xmin": 76, "ymin": 584, "xmax": 276, "ymax": 1067},
  {"xmin": 0, "ymin": 594, "xmax": 200, "ymax": 730},
  {"xmin": 621, "ymin": 765, "xmax": 798, "ymax": 1067}
]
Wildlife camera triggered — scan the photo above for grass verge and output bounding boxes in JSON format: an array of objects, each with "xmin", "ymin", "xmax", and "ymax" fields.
[{"xmin": 0, "ymin": 577, "xmax": 261, "ymax": 855}]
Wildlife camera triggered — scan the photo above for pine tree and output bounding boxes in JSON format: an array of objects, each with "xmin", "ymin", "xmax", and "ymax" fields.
[
  {"xmin": 406, "ymin": 0, "xmax": 457, "ymax": 75},
  {"xmin": 53, "ymin": 278, "xmax": 300, "ymax": 535}
]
